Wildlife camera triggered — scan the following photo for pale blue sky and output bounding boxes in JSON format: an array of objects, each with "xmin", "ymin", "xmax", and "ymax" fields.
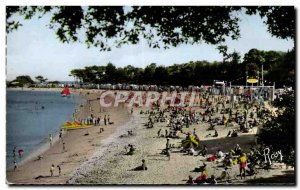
[{"xmin": 7, "ymin": 9, "xmax": 294, "ymax": 81}]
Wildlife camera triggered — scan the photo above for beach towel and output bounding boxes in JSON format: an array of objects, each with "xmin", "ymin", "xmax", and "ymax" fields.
[{"xmin": 207, "ymin": 155, "xmax": 217, "ymax": 162}]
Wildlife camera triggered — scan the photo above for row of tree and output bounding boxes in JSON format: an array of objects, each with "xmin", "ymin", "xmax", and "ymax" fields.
[
  {"xmin": 69, "ymin": 48, "xmax": 294, "ymax": 88},
  {"xmin": 7, "ymin": 75, "xmax": 58, "ymax": 87}
]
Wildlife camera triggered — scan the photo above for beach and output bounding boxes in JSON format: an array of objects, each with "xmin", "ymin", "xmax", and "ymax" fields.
[
  {"xmin": 6, "ymin": 89, "xmax": 130, "ymax": 184},
  {"xmin": 71, "ymin": 107, "xmax": 293, "ymax": 185},
  {"xmin": 6, "ymin": 89, "xmax": 294, "ymax": 185}
]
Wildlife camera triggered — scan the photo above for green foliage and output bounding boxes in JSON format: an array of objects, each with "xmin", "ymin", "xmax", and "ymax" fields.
[
  {"xmin": 6, "ymin": 6, "xmax": 295, "ymax": 51},
  {"xmin": 35, "ymin": 75, "xmax": 48, "ymax": 83},
  {"xmin": 245, "ymin": 6, "xmax": 295, "ymax": 39},
  {"xmin": 257, "ymin": 90, "xmax": 295, "ymax": 165},
  {"xmin": 8, "ymin": 75, "xmax": 35, "ymax": 87},
  {"xmin": 69, "ymin": 49, "xmax": 293, "ymax": 87}
]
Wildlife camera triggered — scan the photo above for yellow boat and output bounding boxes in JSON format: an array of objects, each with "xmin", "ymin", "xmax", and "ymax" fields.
[{"xmin": 62, "ymin": 121, "xmax": 93, "ymax": 130}]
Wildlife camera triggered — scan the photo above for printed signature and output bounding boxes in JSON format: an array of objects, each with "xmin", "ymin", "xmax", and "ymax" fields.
[{"xmin": 263, "ymin": 147, "xmax": 283, "ymax": 165}]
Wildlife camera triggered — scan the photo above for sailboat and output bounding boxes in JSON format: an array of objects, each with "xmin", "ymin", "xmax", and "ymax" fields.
[{"xmin": 61, "ymin": 85, "xmax": 71, "ymax": 97}]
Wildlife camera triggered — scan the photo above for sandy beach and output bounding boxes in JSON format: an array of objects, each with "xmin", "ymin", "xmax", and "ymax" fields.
[
  {"xmin": 70, "ymin": 107, "xmax": 294, "ymax": 185},
  {"xmin": 6, "ymin": 89, "xmax": 130, "ymax": 184},
  {"xmin": 6, "ymin": 89, "xmax": 295, "ymax": 185}
]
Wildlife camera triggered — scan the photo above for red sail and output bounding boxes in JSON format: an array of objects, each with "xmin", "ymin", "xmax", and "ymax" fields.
[{"xmin": 61, "ymin": 85, "xmax": 70, "ymax": 96}]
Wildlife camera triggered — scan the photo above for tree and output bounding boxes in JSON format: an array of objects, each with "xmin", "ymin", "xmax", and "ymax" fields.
[
  {"xmin": 35, "ymin": 75, "xmax": 48, "ymax": 83},
  {"xmin": 6, "ymin": 6, "xmax": 295, "ymax": 51},
  {"xmin": 153, "ymin": 66, "xmax": 168, "ymax": 85},
  {"xmin": 257, "ymin": 90, "xmax": 295, "ymax": 166},
  {"xmin": 8, "ymin": 75, "xmax": 35, "ymax": 87}
]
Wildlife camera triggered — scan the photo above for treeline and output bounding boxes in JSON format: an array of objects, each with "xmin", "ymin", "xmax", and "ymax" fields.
[{"xmin": 70, "ymin": 48, "xmax": 294, "ymax": 88}]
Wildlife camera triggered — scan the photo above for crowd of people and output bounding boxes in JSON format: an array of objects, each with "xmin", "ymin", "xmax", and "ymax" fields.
[{"xmin": 134, "ymin": 92, "xmax": 275, "ymax": 184}]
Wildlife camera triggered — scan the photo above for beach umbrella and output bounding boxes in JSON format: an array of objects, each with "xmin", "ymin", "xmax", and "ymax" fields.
[{"xmin": 182, "ymin": 134, "xmax": 199, "ymax": 149}]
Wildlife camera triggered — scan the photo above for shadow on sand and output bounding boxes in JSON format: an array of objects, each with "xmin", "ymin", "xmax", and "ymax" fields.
[
  {"xmin": 197, "ymin": 134, "xmax": 257, "ymax": 154},
  {"xmin": 244, "ymin": 170, "xmax": 295, "ymax": 185}
]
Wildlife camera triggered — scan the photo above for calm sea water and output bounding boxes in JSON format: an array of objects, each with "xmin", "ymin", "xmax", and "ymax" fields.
[{"xmin": 6, "ymin": 90, "xmax": 83, "ymax": 167}]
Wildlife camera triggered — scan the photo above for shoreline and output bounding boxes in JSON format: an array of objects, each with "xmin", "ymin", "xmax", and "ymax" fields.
[
  {"xmin": 6, "ymin": 89, "xmax": 294, "ymax": 185},
  {"xmin": 6, "ymin": 89, "xmax": 131, "ymax": 184},
  {"xmin": 6, "ymin": 89, "xmax": 83, "ymax": 169}
]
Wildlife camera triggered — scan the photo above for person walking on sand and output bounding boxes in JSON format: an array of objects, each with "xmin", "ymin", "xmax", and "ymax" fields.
[
  {"xmin": 63, "ymin": 142, "xmax": 66, "ymax": 152},
  {"xmin": 239, "ymin": 153, "xmax": 247, "ymax": 179},
  {"xmin": 57, "ymin": 165, "xmax": 61, "ymax": 176},
  {"xmin": 49, "ymin": 134, "xmax": 53, "ymax": 147},
  {"xmin": 104, "ymin": 115, "xmax": 107, "ymax": 126},
  {"xmin": 131, "ymin": 107, "xmax": 133, "ymax": 114},
  {"xmin": 50, "ymin": 164, "xmax": 55, "ymax": 177},
  {"xmin": 59, "ymin": 129, "xmax": 63, "ymax": 143},
  {"xmin": 14, "ymin": 160, "xmax": 17, "ymax": 171},
  {"xmin": 166, "ymin": 148, "xmax": 171, "ymax": 161}
]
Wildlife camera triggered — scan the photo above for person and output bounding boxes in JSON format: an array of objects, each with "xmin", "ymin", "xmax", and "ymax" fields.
[
  {"xmin": 49, "ymin": 134, "xmax": 53, "ymax": 147},
  {"xmin": 195, "ymin": 165, "xmax": 208, "ymax": 183},
  {"xmin": 14, "ymin": 160, "xmax": 17, "ymax": 171},
  {"xmin": 13, "ymin": 146, "xmax": 16, "ymax": 158},
  {"xmin": 208, "ymin": 175, "xmax": 217, "ymax": 184},
  {"xmin": 104, "ymin": 115, "xmax": 107, "ymax": 125},
  {"xmin": 131, "ymin": 107, "xmax": 133, "ymax": 114},
  {"xmin": 63, "ymin": 142, "xmax": 66, "ymax": 152},
  {"xmin": 57, "ymin": 165, "xmax": 61, "ymax": 176},
  {"xmin": 213, "ymin": 129, "xmax": 218, "ymax": 137},
  {"xmin": 216, "ymin": 149, "xmax": 224, "ymax": 159},
  {"xmin": 99, "ymin": 126, "xmax": 104, "ymax": 133},
  {"xmin": 231, "ymin": 130, "xmax": 238, "ymax": 137},
  {"xmin": 166, "ymin": 148, "xmax": 171, "ymax": 160},
  {"xmin": 239, "ymin": 153, "xmax": 247, "ymax": 179},
  {"xmin": 59, "ymin": 129, "xmax": 63, "ymax": 143},
  {"xmin": 166, "ymin": 138, "xmax": 170, "ymax": 149},
  {"xmin": 234, "ymin": 144, "xmax": 242, "ymax": 155},
  {"xmin": 50, "ymin": 164, "xmax": 55, "ymax": 177},
  {"xmin": 133, "ymin": 159, "xmax": 148, "ymax": 171},
  {"xmin": 107, "ymin": 115, "xmax": 110, "ymax": 123},
  {"xmin": 37, "ymin": 155, "xmax": 43, "ymax": 161},
  {"xmin": 127, "ymin": 144, "xmax": 135, "ymax": 155},
  {"xmin": 199, "ymin": 145, "xmax": 207, "ymax": 156},
  {"xmin": 186, "ymin": 175, "xmax": 194, "ymax": 184},
  {"xmin": 18, "ymin": 149, "xmax": 24, "ymax": 158},
  {"xmin": 97, "ymin": 117, "xmax": 100, "ymax": 125},
  {"xmin": 226, "ymin": 130, "xmax": 231, "ymax": 137},
  {"xmin": 157, "ymin": 129, "xmax": 161, "ymax": 137}
]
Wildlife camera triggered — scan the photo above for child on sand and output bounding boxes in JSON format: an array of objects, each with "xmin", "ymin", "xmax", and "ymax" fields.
[
  {"xmin": 50, "ymin": 164, "xmax": 55, "ymax": 176},
  {"xmin": 133, "ymin": 159, "xmax": 148, "ymax": 171},
  {"xmin": 239, "ymin": 153, "xmax": 247, "ymax": 179},
  {"xmin": 57, "ymin": 165, "xmax": 61, "ymax": 176}
]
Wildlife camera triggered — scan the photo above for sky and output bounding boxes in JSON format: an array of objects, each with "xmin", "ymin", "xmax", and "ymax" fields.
[{"xmin": 6, "ymin": 8, "xmax": 294, "ymax": 81}]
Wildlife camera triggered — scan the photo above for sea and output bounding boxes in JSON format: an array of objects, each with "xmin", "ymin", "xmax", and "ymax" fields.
[{"xmin": 6, "ymin": 90, "xmax": 84, "ymax": 168}]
